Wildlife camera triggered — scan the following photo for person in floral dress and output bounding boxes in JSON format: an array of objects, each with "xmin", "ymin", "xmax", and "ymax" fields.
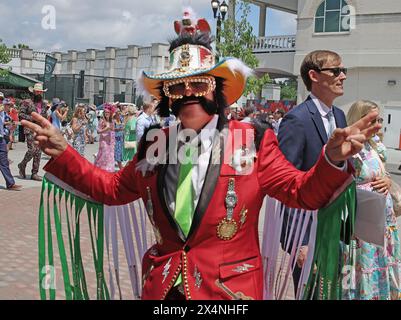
[
  {"xmin": 113, "ymin": 109, "xmax": 124, "ymax": 170},
  {"xmin": 94, "ymin": 104, "xmax": 115, "ymax": 172},
  {"xmin": 71, "ymin": 104, "xmax": 88, "ymax": 157},
  {"xmin": 342, "ymin": 100, "xmax": 401, "ymax": 300}
]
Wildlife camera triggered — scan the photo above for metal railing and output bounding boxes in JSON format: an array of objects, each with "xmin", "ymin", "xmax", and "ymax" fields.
[
  {"xmin": 33, "ymin": 51, "xmax": 48, "ymax": 61},
  {"xmin": 6, "ymin": 48, "xmax": 20, "ymax": 58},
  {"xmin": 6, "ymin": 48, "xmax": 51, "ymax": 60},
  {"xmin": 252, "ymin": 35, "xmax": 296, "ymax": 53}
]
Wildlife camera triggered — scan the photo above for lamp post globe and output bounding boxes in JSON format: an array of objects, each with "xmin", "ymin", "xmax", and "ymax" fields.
[
  {"xmin": 220, "ymin": 0, "xmax": 228, "ymax": 21},
  {"xmin": 211, "ymin": 0, "xmax": 220, "ymax": 19}
]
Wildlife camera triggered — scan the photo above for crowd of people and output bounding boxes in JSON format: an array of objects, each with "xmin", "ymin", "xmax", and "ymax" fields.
[
  {"xmin": 227, "ymin": 104, "xmax": 287, "ymax": 136},
  {"xmin": 0, "ymin": 85, "xmax": 176, "ymax": 191}
]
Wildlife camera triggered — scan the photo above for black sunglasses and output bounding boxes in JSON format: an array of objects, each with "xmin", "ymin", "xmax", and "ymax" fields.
[{"xmin": 317, "ymin": 67, "xmax": 348, "ymax": 77}]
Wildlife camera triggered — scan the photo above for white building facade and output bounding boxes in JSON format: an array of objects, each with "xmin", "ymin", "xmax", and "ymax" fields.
[{"xmin": 249, "ymin": 0, "xmax": 401, "ymax": 149}]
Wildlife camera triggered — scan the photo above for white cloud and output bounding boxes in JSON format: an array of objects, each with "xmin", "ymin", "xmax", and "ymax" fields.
[{"xmin": 122, "ymin": 10, "xmax": 132, "ymax": 21}]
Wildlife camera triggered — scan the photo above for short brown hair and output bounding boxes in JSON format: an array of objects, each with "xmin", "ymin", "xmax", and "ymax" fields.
[{"xmin": 300, "ymin": 50, "xmax": 341, "ymax": 91}]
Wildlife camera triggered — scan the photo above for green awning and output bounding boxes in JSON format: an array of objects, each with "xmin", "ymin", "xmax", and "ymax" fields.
[{"xmin": 0, "ymin": 68, "xmax": 40, "ymax": 89}]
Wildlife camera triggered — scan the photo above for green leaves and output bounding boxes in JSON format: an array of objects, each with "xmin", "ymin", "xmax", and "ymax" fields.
[
  {"xmin": 0, "ymin": 39, "xmax": 11, "ymax": 77},
  {"xmin": 0, "ymin": 39, "xmax": 11, "ymax": 64},
  {"xmin": 280, "ymin": 79, "xmax": 298, "ymax": 101},
  {"xmin": 217, "ymin": 0, "xmax": 270, "ymax": 97}
]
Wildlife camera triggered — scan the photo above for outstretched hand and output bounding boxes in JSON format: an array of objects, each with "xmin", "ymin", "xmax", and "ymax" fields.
[
  {"xmin": 326, "ymin": 110, "xmax": 381, "ymax": 164},
  {"xmin": 21, "ymin": 112, "xmax": 68, "ymax": 158}
]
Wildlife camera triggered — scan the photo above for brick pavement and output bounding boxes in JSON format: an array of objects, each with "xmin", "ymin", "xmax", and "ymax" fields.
[
  {"xmin": 0, "ymin": 185, "xmax": 151, "ymax": 299},
  {"xmin": 0, "ymin": 187, "xmax": 41, "ymax": 299}
]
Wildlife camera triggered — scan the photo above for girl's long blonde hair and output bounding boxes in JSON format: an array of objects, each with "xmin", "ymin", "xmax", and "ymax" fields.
[
  {"xmin": 73, "ymin": 104, "xmax": 86, "ymax": 119},
  {"xmin": 346, "ymin": 100, "xmax": 380, "ymax": 150},
  {"xmin": 346, "ymin": 100, "xmax": 378, "ymax": 126}
]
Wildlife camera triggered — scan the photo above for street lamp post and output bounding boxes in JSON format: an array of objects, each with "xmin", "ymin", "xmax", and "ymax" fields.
[{"xmin": 211, "ymin": 0, "xmax": 228, "ymax": 60}]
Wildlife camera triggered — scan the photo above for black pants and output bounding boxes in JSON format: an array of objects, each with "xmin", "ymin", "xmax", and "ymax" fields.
[
  {"xmin": 0, "ymin": 140, "xmax": 15, "ymax": 188},
  {"xmin": 18, "ymin": 125, "xmax": 25, "ymax": 142}
]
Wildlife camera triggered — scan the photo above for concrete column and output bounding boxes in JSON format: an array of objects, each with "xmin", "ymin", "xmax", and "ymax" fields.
[
  {"xmin": 126, "ymin": 45, "xmax": 139, "ymax": 80},
  {"xmin": 85, "ymin": 49, "xmax": 96, "ymax": 75},
  {"xmin": 105, "ymin": 47, "xmax": 116, "ymax": 102},
  {"xmin": 151, "ymin": 43, "xmax": 169, "ymax": 74},
  {"xmin": 125, "ymin": 79, "xmax": 134, "ymax": 104},
  {"xmin": 85, "ymin": 49, "xmax": 96, "ymax": 104},
  {"xmin": 67, "ymin": 50, "xmax": 77, "ymax": 74},
  {"xmin": 52, "ymin": 52, "xmax": 62, "ymax": 74},
  {"xmin": 20, "ymin": 48, "xmax": 33, "ymax": 74},
  {"xmin": 259, "ymin": 4, "xmax": 267, "ymax": 37}
]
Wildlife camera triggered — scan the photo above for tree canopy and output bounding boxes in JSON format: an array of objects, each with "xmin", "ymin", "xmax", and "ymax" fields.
[{"xmin": 217, "ymin": 0, "xmax": 270, "ymax": 97}]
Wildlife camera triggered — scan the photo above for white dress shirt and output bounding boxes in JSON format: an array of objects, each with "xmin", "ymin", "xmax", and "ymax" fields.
[{"xmin": 310, "ymin": 93, "xmax": 337, "ymax": 137}]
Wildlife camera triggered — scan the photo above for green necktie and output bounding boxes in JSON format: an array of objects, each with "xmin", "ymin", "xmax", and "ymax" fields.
[
  {"xmin": 174, "ymin": 145, "xmax": 195, "ymax": 237},
  {"xmin": 173, "ymin": 145, "xmax": 194, "ymax": 288}
]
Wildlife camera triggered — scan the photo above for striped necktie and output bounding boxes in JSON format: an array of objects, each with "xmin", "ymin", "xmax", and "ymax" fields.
[{"xmin": 326, "ymin": 110, "xmax": 336, "ymax": 137}]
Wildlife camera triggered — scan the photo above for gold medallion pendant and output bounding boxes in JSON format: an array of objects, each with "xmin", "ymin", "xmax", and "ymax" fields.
[{"xmin": 217, "ymin": 218, "xmax": 238, "ymax": 240}]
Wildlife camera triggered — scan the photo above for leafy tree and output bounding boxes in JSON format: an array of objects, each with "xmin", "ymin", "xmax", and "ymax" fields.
[
  {"xmin": 280, "ymin": 78, "xmax": 297, "ymax": 101},
  {"xmin": 0, "ymin": 39, "xmax": 11, "ymax": 64},
  {"xmin": 0, "ymin": 39, "xmax": 11, "ymax": 77},
  {"xmin": 217, "ymin": 0, "xmax": 270, "ymax": 97},
  {"xmin": 12, "ymin": 43, "xmax": 30, "ymax": 49}
]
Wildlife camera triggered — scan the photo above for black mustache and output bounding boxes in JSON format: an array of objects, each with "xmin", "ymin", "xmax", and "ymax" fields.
[
  {"xmin": 171, "ymin": 96, "xmax": 217, "ymax": 117},
  {"xmin": 172, "ymin": 96, "xmax": 202, "ymax": 109}
]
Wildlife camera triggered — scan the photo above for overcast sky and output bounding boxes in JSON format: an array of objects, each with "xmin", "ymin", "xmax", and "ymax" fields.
[{"xmin": 0, "ymin": 0, "xmax": 296, "ymax": 52}]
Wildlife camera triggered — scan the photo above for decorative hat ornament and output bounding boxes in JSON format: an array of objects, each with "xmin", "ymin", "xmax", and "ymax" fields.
[
  {"xmin": 139, "ymin": 7, "xmax": 253, "ymax": 106},
  {"xmin": 174, "ymin": 7, "xmax": 211, "ymax": 36}
]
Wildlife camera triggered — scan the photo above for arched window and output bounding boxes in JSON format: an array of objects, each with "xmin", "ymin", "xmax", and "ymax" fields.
[{"xmin": 315, "ymin": 0, "xmax": 351, "ymax": 33}]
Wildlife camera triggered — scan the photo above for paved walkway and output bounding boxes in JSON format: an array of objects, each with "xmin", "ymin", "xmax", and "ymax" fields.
[{"xmin": 0, "ymin": 141, "xmax": 100, "ymax": 299}]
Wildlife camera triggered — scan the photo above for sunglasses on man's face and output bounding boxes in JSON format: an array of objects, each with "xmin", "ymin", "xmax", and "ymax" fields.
[
  {"xmin": 317, "ymin": 67, "xmax": 348, "ymax": 77},
  {"xmin": 163, "ymin": 76, "xmax": 216, "ymax": 100}
]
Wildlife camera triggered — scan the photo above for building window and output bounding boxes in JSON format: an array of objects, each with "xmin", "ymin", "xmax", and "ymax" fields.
[{"xmin": 315, "ymin": 0, "xmax": 350, "ymax": 33}]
